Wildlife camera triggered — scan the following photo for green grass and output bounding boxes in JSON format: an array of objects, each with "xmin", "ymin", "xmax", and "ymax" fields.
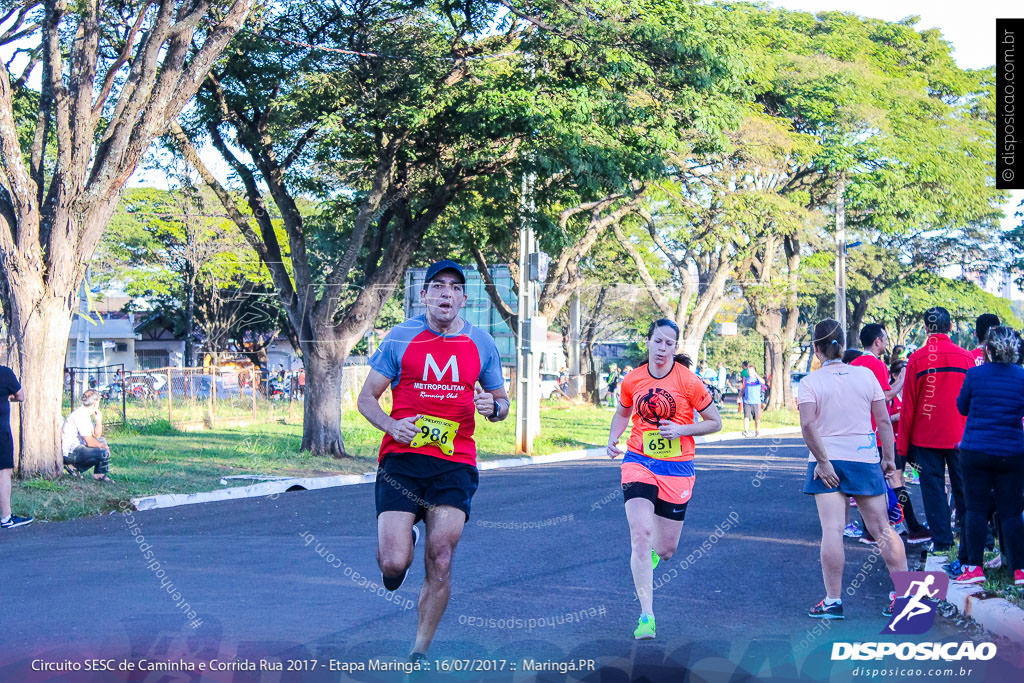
[
  {"xmin": 938, "ymin": 542, "xmax": 1024, "ymax": 610},
  {"xmin": 14, "ymin": 400, "xmax": 799, "ymax": 522}
]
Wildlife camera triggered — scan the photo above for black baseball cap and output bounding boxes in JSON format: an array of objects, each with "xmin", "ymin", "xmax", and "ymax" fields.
[{"xmin": 423, "ymin": 259, "xmax": 466, "ymax": 285}]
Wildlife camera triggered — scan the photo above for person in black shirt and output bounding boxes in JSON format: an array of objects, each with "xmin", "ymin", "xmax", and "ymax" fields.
[{"xmin": 0, "ymin": 364, "xmax": 33, "ymax": 529}]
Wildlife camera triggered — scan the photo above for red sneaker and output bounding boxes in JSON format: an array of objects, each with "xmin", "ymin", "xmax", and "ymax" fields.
[
  {"xmin": 1015, "ymin": 570, "xmax": 1024, "ymax": 586},
  {"xmin": 953, "ymin": 566, "xmax": 985, "ymax": 584}
]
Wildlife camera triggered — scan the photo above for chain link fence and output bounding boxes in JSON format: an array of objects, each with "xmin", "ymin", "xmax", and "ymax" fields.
[
  {"xmin": 64, "ymin": 364, "xmax": 127, "ymax": 426},
  {"xmin": 68, "ymin": 364, "xmax": 371, "ymax": 431}
]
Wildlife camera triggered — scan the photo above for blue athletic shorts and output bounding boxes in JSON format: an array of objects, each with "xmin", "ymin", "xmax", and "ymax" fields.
[{"xmin": 802, "ymin": 460, "xmax": 886, "ymax": 496}]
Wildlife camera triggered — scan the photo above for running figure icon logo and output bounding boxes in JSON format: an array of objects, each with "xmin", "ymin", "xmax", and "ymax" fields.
[
  {"xmin": 636, "ymin": 388, "xmax": 677, "ymax": 426},
  {"xmin": 884, "ymin": 572, "xmax": 949, "ymax": 635}
]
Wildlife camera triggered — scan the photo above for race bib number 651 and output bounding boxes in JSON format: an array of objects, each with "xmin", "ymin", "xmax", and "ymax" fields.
[
  {"xmin": 410, "ymin": 415, "xmax": 459, "ymax": 456},
  {"xmin": 643, "ymin": 431, "xmax": 681, "ymax": 459}
]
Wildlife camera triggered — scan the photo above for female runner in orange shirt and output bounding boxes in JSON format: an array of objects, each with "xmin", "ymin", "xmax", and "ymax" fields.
[{"xmin": 607, "ymin": 319, "xmax": 722, "ymax": 639}]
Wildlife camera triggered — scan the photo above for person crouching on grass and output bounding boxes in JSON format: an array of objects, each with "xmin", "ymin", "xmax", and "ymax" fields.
[
  {"xmin": 61, "ymin": 390, "xmax": 112, "ymax": 481},
  {"xmin": 799, "ymin": 319, "xmax": 907, "ymax": 620}
]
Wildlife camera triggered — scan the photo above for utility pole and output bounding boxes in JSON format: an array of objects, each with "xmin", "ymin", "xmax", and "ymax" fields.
[
  {"xmin": 75, "ymin": 268, "xmax": 92, "ymax": 395},
  {"xmin": 515, "ymin": 50, "xmax": 544, "ymax": 454},
  {"xmin": 515, "ymin": 172, "xmax": 543, "ymax": 454},
  {"xmin": 568, "ymin": 292, "xmax": 581, "ymax": 397},
  {"xmin": 834, "ymin": 170, "xmax": 847, "ymax": 340}
]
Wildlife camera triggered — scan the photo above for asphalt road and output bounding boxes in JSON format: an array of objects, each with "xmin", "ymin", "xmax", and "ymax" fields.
[{"xmin": 2, "ymin": 436, "xmax": 1021, "ymax": 682}]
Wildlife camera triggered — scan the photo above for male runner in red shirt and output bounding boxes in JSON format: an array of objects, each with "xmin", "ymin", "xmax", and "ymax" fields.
[{"xmin": 358, "ymin": 260, "xmax": 508, "ymax": 661}]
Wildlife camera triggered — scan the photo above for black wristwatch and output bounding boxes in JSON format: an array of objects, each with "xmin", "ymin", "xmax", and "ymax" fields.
[{"xmin": 491, "ymin": 400, "xmax": 500, "ymax": 419}]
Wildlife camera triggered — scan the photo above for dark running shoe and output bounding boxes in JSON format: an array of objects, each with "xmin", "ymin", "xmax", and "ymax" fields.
[
  {"xmin": 906, "ymin": 529, "xmax": 932, "ymax": 544},
  {"xmin": 808, "ymin": 599, "xmax": 844, "ymax": 620},
  {"xmin": 1, "ymin": 514, "xmax": 34, "ymax": 529},
  {"xmin": 883, "ymin": 596, "xmax": 896, "ymax": 618}
]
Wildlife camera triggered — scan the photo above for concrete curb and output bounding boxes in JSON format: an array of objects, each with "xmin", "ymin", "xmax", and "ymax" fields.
[
  {"xmin": 925, "ymin": 555, "xmax": 1024, "ymax": 641},
  {"xmin": 131, "ymin": 426, "xmax": 802, "ymax": 512}
]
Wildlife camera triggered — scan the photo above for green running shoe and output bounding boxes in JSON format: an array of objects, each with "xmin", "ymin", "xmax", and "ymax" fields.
[
  {"xmin": 633, "ymin": 614, "xmax": 656, "ymax": 640},
  {"xmin": 652, "ymin": 549, "xmax": 660, "ymax": 570}
]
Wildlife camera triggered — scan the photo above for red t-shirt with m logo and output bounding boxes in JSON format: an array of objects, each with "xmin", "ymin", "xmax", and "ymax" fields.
[{"xmin": 369, "ymin": 315, "xmax": 503, "ymax": 466}]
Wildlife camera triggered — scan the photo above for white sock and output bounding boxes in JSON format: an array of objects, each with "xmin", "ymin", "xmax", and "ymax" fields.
[
  {"xmin": 1, "ymin": 515, "xmax": 10, "ymax": 523},
  {"xmin": 824, "ymin": 597, "xmax": 841, "ymax": 606}
]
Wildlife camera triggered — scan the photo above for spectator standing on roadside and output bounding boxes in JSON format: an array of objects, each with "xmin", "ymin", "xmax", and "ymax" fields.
[
  {"xmin": 841, "ymin": 349, "xmax": 862, "ymax": 364},
  {"xmin": 800, "ymin": 319, "xmax": 907, "ymax": 620},
  {"xmin": 897, "ymin": 307, "xmax": 974, "ymax": 566},
  {"xmin": 969, "ymin": 314, "xmax": 1000, "ymax": 366},
  {"xmin": 716, "ymin": 363, "xmax": 729, "ymax": 394},
  {"xmin": 739, "ymin": 365, "xmax": 764, "ymax": 437},
  {"xmin": 606, "ymin": 364, "xmax": 621, "ymax": 407},
  {"xmin": 0, "ymin": 363, "xmax": 32, "ymax": 529},
  {"xmin": 850, "ymin": 324, "xmax": 930, "ymax": 545},
  {"xmin": 952, "ymin": 326, "xmax": 1024, "ymax": 587},
  {"xmin": 696, "ymin": 360, "xmax": 709, "ymax": 379}
]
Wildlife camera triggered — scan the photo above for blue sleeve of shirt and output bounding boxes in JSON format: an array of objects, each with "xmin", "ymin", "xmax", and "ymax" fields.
[
  {"xmin": 956, "ymin": 370, "xmax": 971, "ymax": 417},
  {"xmin": 472, "ymin": 327, "xmax": 504, "ymax": 391},
  {"xmin": 369, "ymin": 320, "xmax": 424, "ymax": 382},
  {"xmin": 368, "ymin": 337, "xmax": 398, "ymax": 380}
]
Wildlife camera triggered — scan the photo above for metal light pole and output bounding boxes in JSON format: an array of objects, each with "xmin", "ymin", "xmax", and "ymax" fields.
[
  {"xmin": 515, "ymin": 173, "xmax": 542, "ymax": 455},
  {"xmin": 568, "ymin": 292, "xmax": 581, "ymax": 397},
  {"xmin": 834, "ymin": 171, "xmax": 847, "ymax": 339}
]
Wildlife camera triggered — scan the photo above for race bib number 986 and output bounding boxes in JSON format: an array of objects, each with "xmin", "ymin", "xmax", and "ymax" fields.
[
  {"xmin": 643, "ymin": 431, "xmax": 681, "ymax": 459},
  {"xmin": 410, "ymin": 415, "xmax": 459, "ymax": 456}
]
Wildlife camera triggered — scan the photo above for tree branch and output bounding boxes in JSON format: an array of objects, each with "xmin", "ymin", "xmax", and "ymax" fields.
[
  {"xmin": 91, "ymin": 1, "xmax": 152, "ymax": 123},
  {"xmin": 282, "ymin": 124, "xmax": 319, "ymax": 170},
  {"xmin": 0, "ymin": 55, "xmax": 38, "ymax": 256},
  {"xmin": 612, "ymin": 222, "xmax": 673, "ymax": 318},
  {"xmin": 170, "ymin": 121, "xmax": 300, "ymax": 327},
  {"xmin": 469, "ymin": 242, "xmax": 517, "ymax": 333}
]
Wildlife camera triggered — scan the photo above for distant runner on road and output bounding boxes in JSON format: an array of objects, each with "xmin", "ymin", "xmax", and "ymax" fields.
[
  {"xmin": 607, "ymin": 319, "xmax": 722, "ymax": 640},
  {"xmin": 357, "ymin": 259, "xmax": 509, "ymax": 662}
]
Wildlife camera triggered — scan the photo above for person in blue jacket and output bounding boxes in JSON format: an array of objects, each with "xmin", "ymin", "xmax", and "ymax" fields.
[{"xmin": 953, "ymin": 326, "xmax": 1024, "ymax": 586}]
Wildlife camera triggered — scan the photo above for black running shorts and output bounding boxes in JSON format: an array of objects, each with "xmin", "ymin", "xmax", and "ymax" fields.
[
  {"xmin": 622, "ymin": 481, "xmax": 688, "ymax": 521},
  {"xmin": 0, "ymin": 431, "xmax": 13, "ymax": 470},
  {"xmin": 375, "ymin": 452, "xmax": 479, "ymax": 522}
]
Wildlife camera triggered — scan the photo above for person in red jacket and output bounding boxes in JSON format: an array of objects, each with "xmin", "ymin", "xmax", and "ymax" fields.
[{"xmin": 896, "ymin": 307, "xmax": 974, "ymax": 555}]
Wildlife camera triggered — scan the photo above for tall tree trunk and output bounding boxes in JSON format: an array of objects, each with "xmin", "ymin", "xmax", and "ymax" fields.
[
  {"xmin": 849, "ymin": 294, "xmax": 870, "ymax": 348},
  {"xmin": 0, "ymin": 1, "xmax": 253, "ymax": 477},
  {"xmin": 4, "ymin": 290, "xmax": 75, "ymax": 477},
  {"xmin": 753, "ymin": 310, "xmax": 787, "ymax": 411},
  {"xmin": 741, "ymin": 232, "xmax": 802, "ymax": 411},
  {"xmin": 300, "ymin": 340, "xmax": 349, "ymax": 457}
]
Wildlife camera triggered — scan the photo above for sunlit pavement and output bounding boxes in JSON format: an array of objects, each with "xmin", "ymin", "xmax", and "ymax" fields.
[{"xmin": 2, "ymin": 437, "xmax": 1020, "ymax": 681}]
